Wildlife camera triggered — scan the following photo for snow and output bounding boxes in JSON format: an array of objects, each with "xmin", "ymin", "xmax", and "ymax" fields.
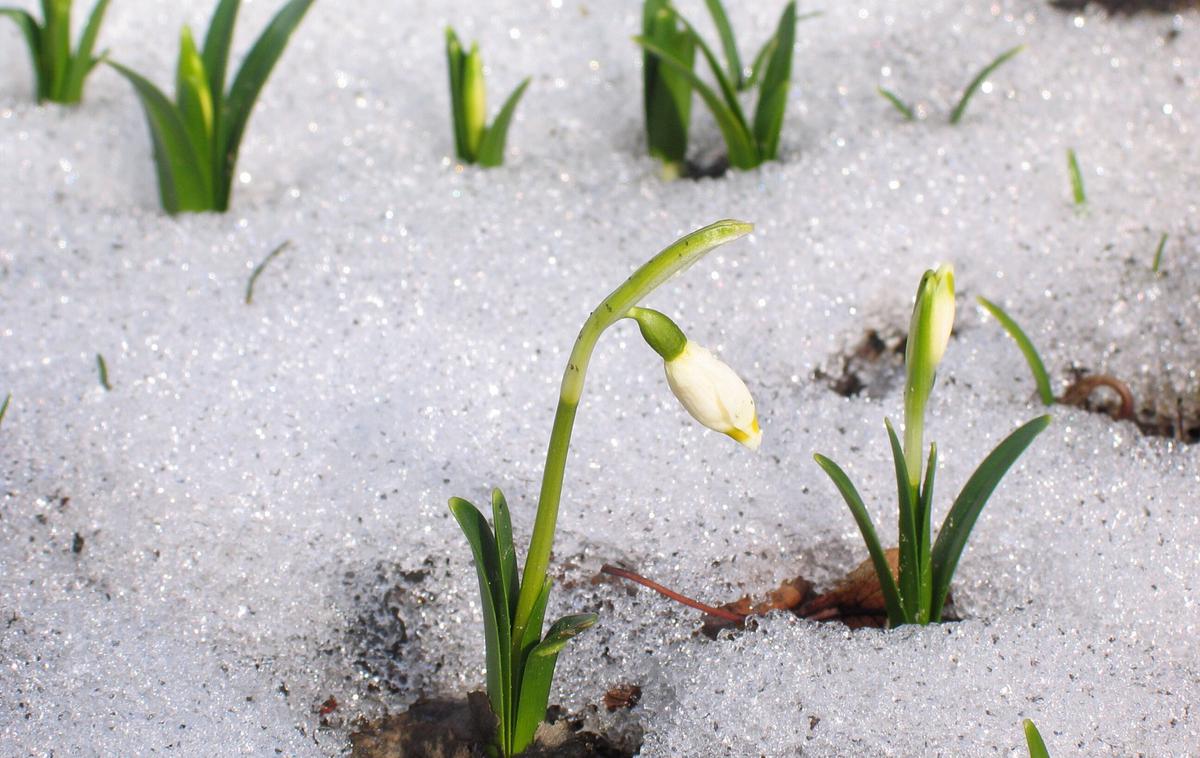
[{"xmin": 1, "ymin": 0, "xmax": 1198, "ymax": 755}]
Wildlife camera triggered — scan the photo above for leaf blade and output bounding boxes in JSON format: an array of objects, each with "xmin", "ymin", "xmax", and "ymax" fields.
[
  {"xmin": 1, "ymin": 8, "xmax": 45, "ymax": 100},
  {"xmin": 201, "ymin": 0, "xmax": 239, "ymax": 103},
  {"xmin": 642, "ymin": 1, "xmax": 694, "ymax": 169},
  {"xmin": 1024, "ymin": 719, "xmax": 1051, "ymax": 758},
  {"xmin": 703, "ymin": 0, "xmax": 742, "ymax": 89},
  {"xmin": 885, "ymin": 419, "xmax": 919, "ymax": 620},
  {"xmin": 949, "ymin": 44, "xmax": 1023, "ymax": 125},
  {"xmin": 976, "ymin": 296, "xmax": 1054, "ymax": 406},
  {"xmin": 930, "ymin": 415, "xmax": 1051, "ymax": 619},
  {"xmin": 751, "ymin": 0, "xmax": 795, "ymax": 160},
  {"xmin": 477, "ymin": 77, "xmax": 530, "ymax": 168},
  {"xmin": 512, "ymin": 613, "xmax": 598, "ymax": 754},
  {"xmin": 877, "ymin": 86, "xmax": 915, "ymax": 121},
  {"xmin": 60, "ymin": 0, "xmax": 110, "ymax": 102}
]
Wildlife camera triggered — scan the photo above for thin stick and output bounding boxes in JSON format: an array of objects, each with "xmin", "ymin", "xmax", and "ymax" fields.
[
  {"xmin": 600, "ymin": 564, "xmax": 745, "ymax": 622},
  {"xmin": 245, "ymin": 241, "xmax": 291, "ymax": 305}
]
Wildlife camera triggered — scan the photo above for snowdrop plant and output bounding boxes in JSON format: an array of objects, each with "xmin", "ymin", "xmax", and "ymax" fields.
[
  {"xmin": 1, "ymin": 0, "xmax": 110, "ymax": 104},
  {"xmin": 636, "ymin": 0, "xmax": 798, "ymax": 171},
  {"xmin": 445, "ymin": 27, "xmax": 530, "ymax": 167},
  {"xmin": 107, "ymin": 0, "xmax": 315, "ymax": 213},
  {"xmin": 450, "ymin": 220, "xmax": 758, "ymax": 757},
  {"xmin": 814, "ymin": 265, "xmax": 1051, "ymax": 626}
]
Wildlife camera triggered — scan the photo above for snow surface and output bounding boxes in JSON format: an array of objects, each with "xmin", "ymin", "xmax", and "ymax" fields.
[{"xmin": 1, "ymin": 0, "xmax": 1199, "ymax": 755}]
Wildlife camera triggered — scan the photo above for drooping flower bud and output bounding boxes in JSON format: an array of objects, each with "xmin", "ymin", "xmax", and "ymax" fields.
[{"xmin": 903, "ymin": 264, "xmax": 955, "ymax": 485}]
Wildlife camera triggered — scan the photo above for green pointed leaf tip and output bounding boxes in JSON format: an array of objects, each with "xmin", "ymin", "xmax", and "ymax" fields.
[
  {"xmin": 751, "ymin": 0, "xmax": 795, "ymax": 160},
  {"xmin": 976, "ymin": 296, "xmax": 1054, "ymax": 406},
  {"xmin": 1023, "ymin": 719, "xmax": 1051, "ymax": 758},
  {"xmin": 949, "ymin": 44, "xmax": 1024, "ymax": 125},
  {"xmin": 477, "ymin": 77, "xmax": 530, "ymax": 168},
  {"xmin": 0, "ymin": 9, "xmax": 44, "ymax": 100},
  {"xmin": 877, "ymin": 86, "xmax": 915, "ymax": 121},
  {"xmin": 1066, "ymin": 148, "xmax": 1086, "ymax": 205}
]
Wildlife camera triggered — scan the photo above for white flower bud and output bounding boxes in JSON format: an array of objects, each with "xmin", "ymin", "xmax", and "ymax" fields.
[{"xmin": 664, "ymin": 342, "xmax": 761, "ymax": 450}]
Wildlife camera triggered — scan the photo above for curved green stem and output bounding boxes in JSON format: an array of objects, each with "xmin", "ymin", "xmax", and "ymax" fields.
[{"xmin": 511, "ymin": 219, "xmax": 752, "ymax": 642}]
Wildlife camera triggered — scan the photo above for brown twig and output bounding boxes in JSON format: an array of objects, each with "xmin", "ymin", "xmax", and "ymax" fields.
[
  {"xmin": 1060, "ymin": 374, "xmax": 1136, "ymax": 420},
  {"xmin": 600, "ymin": 564, "xmax": 745, "ymax": 622}
]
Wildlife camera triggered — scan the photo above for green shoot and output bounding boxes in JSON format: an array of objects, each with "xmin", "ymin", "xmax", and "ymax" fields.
[
  {"xmin": 445, "ymin": 28, "xmax": 531, "ymax": 167},
  {"xmin": 1066, "ymin": 148, "xmax": 1086, "ymax": 205},
  {"xmin": 451, "ymin": 220, "xmax": 757, "ymax": 756},
  {"xmin": 977, "ymin": 296, "xmax": 1054, "ymax": 406},
  {"xmin": 1023, "ymin": 719, "xmax": 1051, "ymax": 758},
  {"xmin": 96, "ymin": 353, "xmax": 111, "ymax": 390},
  {"xmin": 949, "ymin": 45, "xmax": 1024, "ymax": 125},
  {"xmin": 0, "ymin": 393, "xmax": 10, "ymax": 429},
  {"xmin": 816, "ymin": 266, "xmax": 1050, "ymax": 626},
  {"xmin": 636, "ymin": 0, "xmax": 799, "ymax": 171},
  {"xmin": 1152, "ymin": 232, "xmax": 1168, "ymax": 274},
  {"xmin": 1, "ymin": 0, "xmax": 111, "ymax": 104},
  {"xmin": 642, "ymin": 0, "xmax": 695, "ymax": 178},
  {"xmin": 877, "ymin": 86, "xmax": 915, "ymax": 121},
  {"xmin": 245, "ymin": 240, "xmax": 290, "ymax": 304},
  {"xmin": 108, "ymin": 0, "xmax": 315, "ymax": 213}
]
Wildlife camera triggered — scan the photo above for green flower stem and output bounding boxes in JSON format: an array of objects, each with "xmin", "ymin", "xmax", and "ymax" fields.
[{"xmin": 511, "ymin": 219, "xmax": 752, "ymax": 642}]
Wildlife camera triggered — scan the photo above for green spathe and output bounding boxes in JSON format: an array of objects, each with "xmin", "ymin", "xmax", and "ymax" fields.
[{"xmin": 903, "ymin": 264, "xmax": 955, "ymax": 487}]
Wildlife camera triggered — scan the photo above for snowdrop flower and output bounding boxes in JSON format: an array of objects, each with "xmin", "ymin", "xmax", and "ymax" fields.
[
  {"xmin": 665, "ymin": 341, "xmax": 762, "ymax": 450},
  {"xmin": 628, "ymin": 306, "xmax": 761, "ymax": 450},
  {"xmin": 903, "ymin": 263, "xmax": 955, "ymax": 484}
]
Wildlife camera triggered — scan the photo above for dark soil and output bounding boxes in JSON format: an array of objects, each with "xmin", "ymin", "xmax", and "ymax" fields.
[
  {"xmin": 1050, "ymin": 0, "xmax": 1198, "ymax": 12},
  {"xmin": 816, "ymin": 329, "xmax": 907, "ymax": 399}
]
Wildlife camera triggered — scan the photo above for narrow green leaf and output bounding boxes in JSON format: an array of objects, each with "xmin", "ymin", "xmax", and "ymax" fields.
[
  {"xmin": 445, "ymin": 28, "xmax": 469, "ymax": 161},
  {"xmin": 448, "ymin": 496, "xmax": 512, "ymax": 754},
  {"xmin": 244, "ymin": 240, "xmax": 290, "ymax": 304},
  {"xmin": 949, "ymin": 44, "xmax": 1023, "ymax": 125},
  {"xmin": 703, "ymin": 0, "xmax": 742, "ymax": 89},
  {"xmin": 107, "ymin": 60, "xmax": 211, "ymax": 213},
  {"xmin": 477, "ymin": 77, "xmax": 530, "ymax": 168},
  {"xmin": 218, "ymin": 0, "xmax": 315, "ymax": 210},
  {"xmin": 634, "ymin": 36, "xmax": 758, "ymax": 169},
  {"xmin": 60, "ymin": 0, "xmax": 110, "ymax": 103},
  {"xmin": 745, "ymin": 10, "xmax": 821, "ymax": 90},
  {"xmin": 461, "ymin": 43, "xmax": 487, "ymax": 160},
  {"xmin": 0, "ymin": 393, "xmax": 11, "ymax": 429},
  {"xmin": 518, "ymin": 577, "xmax": 551, "ymax": 658},
  {"xmin": 95, "ymin": 353, "xmax": 111, "ymax": 390},
  {"xmin": 1023, "ymin": 719, "xmax": 1051, "ymax": 758},
  {"xmin": 877, "ymin": 86, "xmax": 915, "ymax": 121},
  {"xmin": 884, "ymin": 419, "xmax": 919, "ymax": 620},
  {"xmin": 512, "ymin": 613, "xmax": 598, "ymax": 755},
  {"xmin": 40, "ymin": 0, "xmax": 70, "ymax": 99},
  {"xmin": 1066, "ymin": 148, "xmax": 1085, "ymax": 205},
  {"xmin": 930, "ymin": 415, "xmax": 1051, "ymax": 620},
  {"xmin": 917, "ymin": 442, "xmax": 937, "ymax": 623},
  {"xmin": 491, "ymin": 488, "xmax": 519, "ymax": 619},
  {"xmin": 751, "ymin": 0, "xmax": 795, "ymax": 160},
  {"xmin": 675, "ymin": 15, "xmax": 751, "ymax": 138},
  {"xmin": 813, "ymin": 454, "xmax": 907, "ymax": 626},
  {"xmin": 176, "ymin": 26, "xmax": 216, "ymax": 196},
  {"xmin": 201, "ymin": 0, "xmax": 239, "ymax": 106},
  {"xmin": 976, "ymin": 296, "xmax": 1054, "ymax": 406},
  {"xmin": 0, "ymin": 9, "xmax": 43, "ymax": 100},
  {"xmin": 643, "ymin": 2, "xmax": 694, "ymax": 169},
  {"xmin": 1151, "ymin": 232, "xmax": 1168, "ymax": 274}
]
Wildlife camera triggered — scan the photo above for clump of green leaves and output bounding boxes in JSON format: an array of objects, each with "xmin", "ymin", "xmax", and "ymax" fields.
[
  {"xmin": 445, "ymin": 28, "xmax": 530, "ymax": 167},
  {"xmin": 1, "ymin": 0, "xmax": 111, "ymax": 104},
  {"xmin": 636, "ymin": 0, "xmax": 800, "ymax": 172},
  {"xmin": 815, "ymin": 266, "xmax": 1050, "ymax": 626},
  {"xmin": 107, "ymin": 0, "xmax": 315, "ymax": 214}
]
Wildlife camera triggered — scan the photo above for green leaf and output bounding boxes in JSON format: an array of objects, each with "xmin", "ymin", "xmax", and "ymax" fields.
[
  {"xmin": 60, "ymin": 0, "xmax": 110, "ymax": 103},
  {"xmin": 0, "ymin": 9, "xmax": 43, "ymax": 100},
  {"xmin": 877, "ymin": 86, "xmax": 914, "ymax": 121},
  {"xmin": 491, "ymin": 488, "xmax": 519, "ymax": 619},
  {"xmin": 642, "ymin": 2, "xmax": 694, "ymax": 168},
  {"xmin": 218, "ymin": 0, "xmax": 315, "ymax": 210},
  {"xmin": 445, "ymin": 28, "xmax": 470, "ymax": 161},
  {"xmin": 634, "ymin": 35, "xmax": 758, "ymax": 169},
  {"xmin": 813, "ymin": 453, "xmax": 907, "ymax": 626},
  {"xmin": 518, "ymin": 577, "xmax": 551, "ymax": 658},
  {"xmin": 449, "ymin": 496, "xmax": 512, "ymax": 754},
  {"xmin": 477, "ymin": 77, "xmax": 530, "ymax": 168},
  {"xmin": 107, "ymin": 60, "xmax": 211, "ymax": 213},
  {"xmin": 1023, "ymin": 719, "xmax": 1051, "ymax": 758},
  {"xmin": 1151, "ymin": 232, "xmax": 1168, "ymax": 274},
  {"xmin": 1066, "ymin": 148, "xmax": 1085, "ymax": 206},
  {"xmin": 461, "ymin": 43, "xmax": 487, "ymax": 160},
  {"xmin": 884, "ymin": 419, "xmax": 919, "ymax": 621},
  {"xmin": 40, "ymin": 0, "xmax": 69, "ymax": 99},
  {"xmin": 0, "ymin": 393, "xmax": 9, "ymax": 429},
  {"xmin": 751, "ymin": 0, "xmax": 795, "ymax": 161},
  {"xmin": 949, "ymin": 44, "xmax": 1023, "ymax": 125},
  {"xmin": 746, "ymin": 9, "xmax": 820, "ymax": 90},
  {"xmin": 916, "ymin": 442, "xmax": 937, "ymax": 623},
  {"xmin": 703, "ymin": 0, "xmax": 742, "ymax": 89},
  {"xmin": 512, "ymin": 613, "xmax": 598, "ymax": 755},
  {"xmin": 176, "ymin": 26, "xmax": 216, "ymax": 196},
  {"xmin": 929, "ymin": 415, "xmax": 1051, "ymax": 620},
  {"xmin": 976, "ymin": 296, "xmax": 1054, "ymax": 406},
  {"xmin": 201, "ymin": 0, "xmax": 239, "ymax": 107},
  {"xmin": 675, "ymin": 15, "xmax": 751, "ymax": 139}
]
